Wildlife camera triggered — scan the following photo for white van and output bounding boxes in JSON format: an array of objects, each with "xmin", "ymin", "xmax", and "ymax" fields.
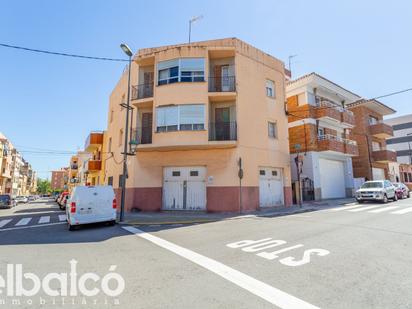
[{"xmin": 66, "ymin": 186, "xmax": 117, "ymax": 231}]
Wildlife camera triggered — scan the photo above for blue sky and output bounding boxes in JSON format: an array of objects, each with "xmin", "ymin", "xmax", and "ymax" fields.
[{"xmin": 1, "ymin": 0, "xmax": 411, "ymax": 179}]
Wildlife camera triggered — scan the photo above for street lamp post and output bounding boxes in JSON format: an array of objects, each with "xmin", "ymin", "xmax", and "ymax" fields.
[
  {"xmin": 407, "ymin": 133, "xmax": 412, "ymax": 165},
  {"xmin": 119, "ymin": 43, "xmax": 133, "ymax": 222}
]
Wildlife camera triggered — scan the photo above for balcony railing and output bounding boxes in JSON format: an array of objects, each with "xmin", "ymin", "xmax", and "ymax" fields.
[
  {"xmin": 209, "ymin": 121, "xmax": 237, "ymax": 141},
  {"xmin": 87, "ymin": 160, "xmax": 102, "ymax": 171},
  {"xmin": 130, "ymin": 126, "xmax": 152, "ymax": 145},
  {"xmin": 372, "ymin": 149, "xmax": 397, "ymax": 162},
  {"xmin": 369, "ymin": 122, "xmax": 394, "ymax": 139},
  {"xmin": 131, "ymin": 83, "xmax": 154, "ymax": 100},
  {"xmin": 208, "ymin": 76, "xmax": 236, "ymax": 92},
  {"xmin": 318, "ymin": 134, "xmax": 357, "ymax": 154},
  {"xmin": 84, "ymin": 132, "xmax": 104, "ymax": 151},
  {"xmin": 70, "ymin": 164, "xmax": 78, "ymax": 170}
]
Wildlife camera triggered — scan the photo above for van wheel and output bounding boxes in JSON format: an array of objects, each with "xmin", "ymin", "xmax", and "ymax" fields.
[
  {"xmin": 68, "ymin": 223, "xmax": 76, "ymax": 231},
  {"xmin": 382, "ymin": 194, "xmax": 388, "ymax": 203},
  {"xmin": 393, "ymin": 194, "xmax": 398, "ymax": 201},
  {"xmin": 108, "ymin": 220, "xmax": 116, "ymax": 226}
]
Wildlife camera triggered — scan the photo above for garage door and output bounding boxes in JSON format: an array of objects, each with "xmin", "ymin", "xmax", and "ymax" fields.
[
  {"xmin": 163, "ymin": 167, "xmax": 206, "ymax": 210},
  {"xmin": 259, "ymin": 168, "xmax": 284, "ymax": 207},
  {"xmin": 372, "ymin": 168, "xmax": 385, "ymax": 180},
  {"xmin": 319, "ymin": 159, "xmax": 345, "ymax": 199}
]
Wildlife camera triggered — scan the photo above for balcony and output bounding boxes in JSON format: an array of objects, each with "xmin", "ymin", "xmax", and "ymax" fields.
[
  {"xmin": 131, "ymin": 83, "xmax": 154, "ymax": 101},
  {"xmin": 209, "ymin": 121, "xmax": 237, "ymax": 141},
  {"xmin": 317, "ymin": 134, "xmax": 358, "ymax": 156},
  {"xmin": 315, "ymin": 100, "xmax": 342, "ymax": 123},
  {"xmin": 369, "ymin": 122, "xmax": 394, "ymax": 139},
  {"xmin": 70, "ymin": 164, "xmax": 78, "ymax": 170},
  {"xmin": 87, "ymin": 160, "xmax": 102, "ymax": 171},
  {"xmin": 84, "ymin": 132, "xmax": 104, "ymax": 151},
  {"xmin": 372, "ymin": 149, "xmax": 397, "ymax": 163},
  {"xmin": 130, "ymin": 126, "xmax": 153, "ymax": 145},
  {"xmin": 341, "ymin": 109, "xmax": 355, "ymax": 127}
]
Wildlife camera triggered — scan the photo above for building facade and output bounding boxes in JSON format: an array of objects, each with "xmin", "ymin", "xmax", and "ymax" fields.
[
  {"xmin": 286, "ymin": 73, "xmax": 360, "ymax": 200},
  {"xmin": 104, "ymin": 38, "xmax": 292, "ymax": 212},
  {"xmin": 347, "ymin": 99, "xmax": 396, "ymax": 181},
  {"xmin": 50, "ymin": 169, "xmax": 68, "ymax": 191},
  {"xmin": 384, "ymin": 114, "xmax": 412, "ymax": 164},
  {"xmin": 83, "ymin": 131, "xmax": 106, "ymax": 186}
]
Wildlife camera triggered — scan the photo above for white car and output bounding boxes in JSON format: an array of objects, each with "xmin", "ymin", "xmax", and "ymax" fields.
[
  {"xmin": 66, "ymin": 186, "xmax": 117, "ymax": 231},
  {"xmin": 355, "ymin": 180, "xmax": 397, "ymax": 203},
  {"xmin": 14, "ymin": 196, "xmax": 28, "ymax": 204}
]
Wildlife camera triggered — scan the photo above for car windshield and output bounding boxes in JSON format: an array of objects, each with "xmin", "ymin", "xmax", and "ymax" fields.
[
  {"xmin": 361, "ymin": 182, "xmax": 383, "ymax": 189},
  {"xmin": 0, "ymin": 195, "xmax": 10, "ymax": 201},
  {"xmin": 393, "ymin": 183, "xmax": 400, "ymax": 188}
]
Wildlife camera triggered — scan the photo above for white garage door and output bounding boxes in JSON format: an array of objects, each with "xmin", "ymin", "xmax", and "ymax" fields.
[
  {"xmin": 372, "ymin": 168, "xmax": 385, "ymax": 180},
  {"xmin": 259, "ymin": 168, "xmax": 284, "ymax": 207},
  {"xmin": 319, "ymin": 159, "xmax": 346, "ymax": 199},
  {"xmin": 163, "ymin": 167, "xmax": 206, "ymax": 210}
]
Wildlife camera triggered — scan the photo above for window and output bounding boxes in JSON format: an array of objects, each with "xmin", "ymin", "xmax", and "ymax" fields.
[
  {"xmin": 266, "ymin": 80, "xmax": 275, "ymax": 98},
  {"xmin": 260, "ymin": 170, "xmax": 265, "ymax": 176},
  {"xmin": 172, "ymin": 171, "xmax": 180, "ymax": 177},
  {"xmin": 157, "ymin": 58, "xmax": 205, "ymax": 85},
  {"xmin": 190, "ymin": 171, "xmax": 199, "ymax": 177},
  {"xmin": 108, "ymin": 176, "xmax": 113, "ymax": 186},
  {"xmin": 119, "ymin": 129, "xmax": 123, "ymax": 146},
  {"xmin": 119, "ymin": 174, "xmax": 123, "ymax": 187},
  {"xmin": 268, "ymin": 122, "xmax": 277, "ymax": 138},
  {"xmin": 369, "ymin": 116, "xmax": 378, "ymax": 125},
  {"xmin": 272, "ymin": 170, "xmax": 278, "ymax": 176},
  {"xmin": 318, "ymin": 127, "xmax": 325, "ymax": 136},
  {"xmin": 372, "ymin": 141, "xmax": 381, "ymax": 151},
  {"xmin": 156, "ymin": 104, "xmax": 205, "ymax": 132}
]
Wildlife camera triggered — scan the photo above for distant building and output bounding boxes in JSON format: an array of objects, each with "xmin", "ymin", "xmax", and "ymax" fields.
[
  {"xmin": 385, "ymin": 114, "xmax": 412, "ymax": 164},
  {"xmin": 51, "ymin": 169, "xmax": 68, "ymax": 191}
]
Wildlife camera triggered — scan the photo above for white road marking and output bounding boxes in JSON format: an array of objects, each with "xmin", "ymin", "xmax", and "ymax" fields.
[
  {"xmin": 15, "ymin": 218, "xmax": 32, "ymax": 226},
  {"xmin": 58, "ymin": 215, "xmax": 67, "ymax": 221},
  {"xmin": 391, "ymin": 207, "xmax": 412, "ymax": 214},
  {"xmin": 348, "ymin": 205, "xmax": 383, "ymax": 212},
  {"xmin": 368, "ymin": 206, "xmax": 399, "ymax": 213},
  {"xmin": 38, "ymin": 216, "xmax": 50, "ymax": 224},
  {"xmin": 0, "ymin": 219, "xmax": 12, "ymax": 228},
  {"xmin": 122, "ymin": 226, "xmax": 319, "ymax": 309},
  {"xmin": 329, "ymin": 205, "xmax": 365, "ymax": 211},
  {"xmin": 0, "ymin": 222, "xmax": 66, "ymax": 232}
]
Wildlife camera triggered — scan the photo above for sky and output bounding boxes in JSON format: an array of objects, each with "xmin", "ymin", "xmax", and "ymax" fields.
[{"xmin": 1, "ymin": 0, "xmax": 411, "ymax": 179}]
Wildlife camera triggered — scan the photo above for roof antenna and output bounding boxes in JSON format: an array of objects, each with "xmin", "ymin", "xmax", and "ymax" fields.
[
  {"xmin": 188, "ymin": 15, "xmax": 203, "ymax": 44},
  {"xmin": 288, "ymin": 54, "xmax": 298, "ymax": 78}
]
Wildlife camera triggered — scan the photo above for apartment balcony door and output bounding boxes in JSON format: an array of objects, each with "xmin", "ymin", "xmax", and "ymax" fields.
[
  {"xmin": 215, "ymin": 108, "xmax": 231, "ymax": 141},
  {"xmin": 143, "ymin": 72, "xmax": 154, "ymax": 97},
  {"xmin": 141, "ymin": 112, "xmax": 153, "ymax": 144},
  {"xmin": 221, "ymin": 66, "xmax": 230, "ymax": 91}
]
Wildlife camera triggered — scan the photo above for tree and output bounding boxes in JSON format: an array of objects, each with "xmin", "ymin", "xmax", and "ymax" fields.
[{"xmin": 37, "ymin": 178, "xmax": 51, "ymax": 194}]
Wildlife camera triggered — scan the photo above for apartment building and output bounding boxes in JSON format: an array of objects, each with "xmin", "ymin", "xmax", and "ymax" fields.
[
  {"xmin": 67, "ymin": 155, "xmax": 79, "ymax": 191},
  {"xmin": 0, "ymin": 134, "xmax": 13, "ymax": 194},
  {"xmin": 50, "ymin": 169, "xmax": 68, "ymax": 191},
  {"xmin": 83, "ymin": 131, "xmax": 106, "ymax": 186},
  {"xmin": 76, "ymin": 151, "xmax": 92, "ymax": 186},
  {"xmin": 286, "ymin": 73, "xmax": 360, "ymax": 200},
  {"xmin": 104, "ymin": 38, "xmax": 292, "ymax": 212},
  {"xmin": 384, "ymin": 114, "xmax": 412, "ymax": 164},
  {"xmin": 347, "ymin": 99, "xmax": 396, "ymax": 181}
]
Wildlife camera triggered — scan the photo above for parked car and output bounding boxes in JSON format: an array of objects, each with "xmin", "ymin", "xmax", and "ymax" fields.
[
  {"xmin": 356, "ymin": 180, "xmax": 397, "ymax": 203},
  {"xmin": 60, "ymin": 195, "xmax": 69, "ymax": 210},
  {"xmin": 15, "ymin": 196, "xmax": 28, "ymax": 204},
  {"xmin": 27, "ymin": 196, "xmax": 36, "ymax": 202},
  {"xmin": 57, "ymin": 192, "xmax": 69, "ymax": 207},
  {"xmin": 0, "ymin": 195, "xmax": 16, "ymax": 208},
  {"xmin": 393, "ymin": 183, "xmax": 410, "ymax": 199},
  {"xmin": 66, "ymin": 186, "xmax": 116, "ymax": 231}
]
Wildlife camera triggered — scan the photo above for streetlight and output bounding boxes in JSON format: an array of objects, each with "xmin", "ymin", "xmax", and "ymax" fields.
[
  {"xmin": 188, "ymin": 15, "xmax": 203, "ymax": 43},
  {"xmin": 119, "ymin": 43, "xmax": 133, "ymax": 222}
]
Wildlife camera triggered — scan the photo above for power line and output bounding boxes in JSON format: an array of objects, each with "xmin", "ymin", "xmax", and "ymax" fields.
[
  {"xmin": 372, "ymin": 87, "xmax": 412, "ymax": 100},
  {"xmin": 0, "ymin": 42, "xmax": 129, "ymax": 62}
]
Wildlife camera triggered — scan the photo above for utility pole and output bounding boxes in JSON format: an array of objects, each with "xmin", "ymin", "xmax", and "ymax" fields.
[{"xmin": 119, "ymin": 43, "xmax": 133, "ymax": 222}]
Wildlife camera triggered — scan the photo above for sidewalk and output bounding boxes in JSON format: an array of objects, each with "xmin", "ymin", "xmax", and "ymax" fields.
[{"xmin": 122, "ymin": 198, "xmax": 355, "ymax": 225}]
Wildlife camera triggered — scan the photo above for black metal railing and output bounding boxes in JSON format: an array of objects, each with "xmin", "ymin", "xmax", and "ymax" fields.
[
  {"xmin": 130, "ymin": 126, "xmax": 152, "ymax": 145},
  {"xmin": 208, "ymin": 76, "xmax": 236, "ymax": 92},
  {"xmin": 131, "ymin": 83, "xmax": 154, "ymax": 100},
  {"xmin": 71, "ymin": 164, "xmax": 78, "ymax": 170},
  {"xmin": 209, "ymin": 121, "xmax": 237, "ymax": 141}
]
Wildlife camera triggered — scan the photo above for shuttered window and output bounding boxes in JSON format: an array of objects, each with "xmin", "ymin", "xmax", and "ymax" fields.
[
  {"xmin": 156, "ymin": 105, "xmax": 205, "ymax": 132},
  {"xmin": 157, "ymin": 58, "xmax": 205, "ymax": 85}
]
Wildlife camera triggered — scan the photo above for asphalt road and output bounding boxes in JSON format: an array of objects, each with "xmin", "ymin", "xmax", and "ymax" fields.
[{"xmin": 1, "ymin": 198, "xmax": 412, "ymax": 308}]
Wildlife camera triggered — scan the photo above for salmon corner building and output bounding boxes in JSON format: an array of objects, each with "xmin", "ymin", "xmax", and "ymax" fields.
[{"xmin": 102, "ymin": 38, "xmax": 293, "ymax": 212}]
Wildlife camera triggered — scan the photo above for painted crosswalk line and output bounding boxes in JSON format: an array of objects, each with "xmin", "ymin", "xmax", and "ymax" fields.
[
  {"xmin": 38, "ymin": 216, "xmax": 51, "ymax": 224},
  {"xmin": 15, "ymin": 218, "xmax": 32, "ymax": 226},
  {"xmin": 391, "ymin": 207, "xmax": 412, "ymax": 214},
  {"xmin": 368, "ymin": 206, "xmax": 399, "ymax": 213},
  {"xmin": 58, "ymin": 215, "xmax": 67, "ymax": 221},
  {"xmin": 330, "ymin": 205, "xmax": 366, "ymax": 211},
  {"xmin": 0, "ymin": 219, "xmax": 12, "ymax": 228},
  {"xmin": 348, "ymin": 205, "xmax": 383, "ymax": 212}
]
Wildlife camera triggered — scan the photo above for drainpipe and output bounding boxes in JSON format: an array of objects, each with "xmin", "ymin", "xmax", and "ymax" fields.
[{"xmin": 238, "ymin": 157, "xmax": 243, "ymax": 213}]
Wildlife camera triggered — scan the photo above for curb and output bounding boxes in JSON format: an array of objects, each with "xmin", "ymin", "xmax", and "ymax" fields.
[{"xmin": 121, "ymin": 219, "xmax": 220, "ymax": 226}]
